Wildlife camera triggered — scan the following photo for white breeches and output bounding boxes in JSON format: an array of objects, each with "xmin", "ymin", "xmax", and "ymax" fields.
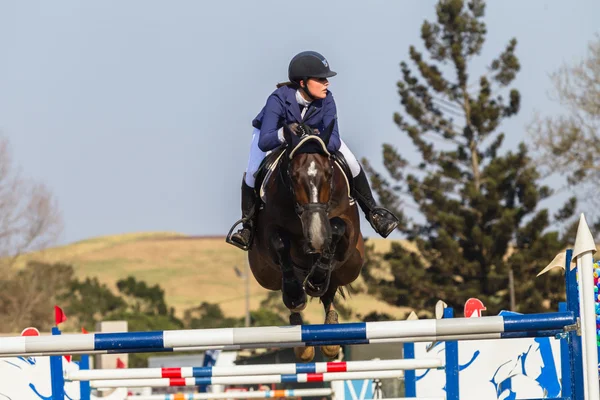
[{"xmin": 244, "ymin": 128, "xmax": 361, "ymax": 187}]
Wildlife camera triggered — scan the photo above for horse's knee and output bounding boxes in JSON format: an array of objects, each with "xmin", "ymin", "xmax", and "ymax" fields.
[
  {"xmin": 331, "ymin": 218, "xmax": 346, "ymax": 236},
  {"xmin": 269, "ymin": 233, "xmax": 292, "ymax": 267},
  {"xmin": 271, "ymin": 231, "xmax": 290, "ymax": 250},
  {"xmin": 271, "ymin": 235, "xmax": 285, "ymax": 252},
  {"xmin": 330, "ymin": 218, "xmax": 346, "ymax": 239}
]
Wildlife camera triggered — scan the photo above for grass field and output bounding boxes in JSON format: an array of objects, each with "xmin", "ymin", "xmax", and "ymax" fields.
[{"xmin": 17, "ymin": 232, "xmax": 413, "ymax": 324}]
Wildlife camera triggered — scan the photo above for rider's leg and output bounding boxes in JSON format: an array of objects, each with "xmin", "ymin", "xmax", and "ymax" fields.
[
  {"xmin": 228, "ymin": 129, "xmax": 265, "ymax": 250},
  {"xmin": 338, "ymin": 139, "xmax": 400, "ymax": 238}
]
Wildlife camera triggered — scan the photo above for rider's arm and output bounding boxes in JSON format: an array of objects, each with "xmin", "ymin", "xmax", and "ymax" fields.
[
  {"xmin": 257, "ymin": 94, "xmax": 285, "ymax": 152},
  {"xmin": 322, "ymin": 93, "xmax": 341, "ymax": 152}
]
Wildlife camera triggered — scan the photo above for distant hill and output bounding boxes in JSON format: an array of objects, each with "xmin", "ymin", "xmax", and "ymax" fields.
[{"xmin": 16, "ymin": 232, "xmax": 414, "ymax": 324}]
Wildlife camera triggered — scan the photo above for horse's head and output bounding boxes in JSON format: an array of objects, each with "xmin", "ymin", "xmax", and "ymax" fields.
[{"xmin": 282, "ymin": 121, "xmax": 336, "ymax": 255}]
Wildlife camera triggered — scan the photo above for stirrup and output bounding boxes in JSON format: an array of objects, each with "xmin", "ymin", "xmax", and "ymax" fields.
[
  {"xmin": 225, "ymin": 218, "xmax": 254, "ymax": 251},
  {"xmin": 368, "ymin": 207, "xmax": 400, "ymax": 238}
]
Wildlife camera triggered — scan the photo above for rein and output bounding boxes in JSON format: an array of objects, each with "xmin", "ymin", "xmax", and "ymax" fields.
[{"xmin": 279, "ymin": 140, "xmax": 336, "ymax": 216}]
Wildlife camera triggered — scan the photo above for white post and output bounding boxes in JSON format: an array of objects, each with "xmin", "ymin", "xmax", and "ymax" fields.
[
  {"xmin": 245, "ymin": 260, "xmax": 251, "ymax": 327},
  {"xmin": 573, "ymin": 213, "xmax": 599, "ymax": 400}
]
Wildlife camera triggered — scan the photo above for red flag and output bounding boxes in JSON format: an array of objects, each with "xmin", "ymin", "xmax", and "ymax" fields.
[
  {"xmin": 81, "ymin": 327, "xmax": 89, "ymax": 334},
  {"xmin": 464, "ymin": 298, "xmax": 486, "ymax": 318},
  {"xmin": 21, "ymin": 327, "xmax": 40, "ymax": 337},
  {"xmin": 64, "ymin": 355, "xmax": 72, "ymax": 363},
  {"xmin": 54, "ymin": 306, "xmax": 67, "ymax": 326},
  {"xmin": 116, "ymin": 358, "xmax": 126, "ymax": 369}
]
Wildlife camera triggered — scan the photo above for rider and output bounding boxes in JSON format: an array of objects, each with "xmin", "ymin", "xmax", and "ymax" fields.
[{"xmin": 228, "ymin": 51, "xmax": 399, "ymax": 250}]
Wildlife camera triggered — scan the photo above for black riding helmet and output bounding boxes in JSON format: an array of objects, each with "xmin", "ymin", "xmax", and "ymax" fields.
[{"xmin": 288, "ymin": 51, "xmax": 337, "ymax": 100}]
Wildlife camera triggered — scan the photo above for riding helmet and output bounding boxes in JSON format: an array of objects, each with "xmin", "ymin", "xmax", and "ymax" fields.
[{"xmin": 288, "ymin": 51, "xmax": 337, "ymax": 84}]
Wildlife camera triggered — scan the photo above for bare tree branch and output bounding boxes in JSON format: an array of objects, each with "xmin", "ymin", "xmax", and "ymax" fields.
[
  {"xmin": 528, "ymin": 36, "xmax": 600, "ymax": 190},
  {"xmin": 0, "ymin": 137, "xmax": 63, "ymax": 272}
]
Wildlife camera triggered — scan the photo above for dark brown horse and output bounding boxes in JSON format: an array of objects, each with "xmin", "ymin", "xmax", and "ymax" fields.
[{"xmin": 248, "ymin": 122, "xmax": 365, "ymax": 362}]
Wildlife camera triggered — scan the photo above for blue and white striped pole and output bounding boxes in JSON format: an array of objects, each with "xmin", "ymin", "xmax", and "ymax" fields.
[
  {"xmin": 0, "ymin": 312, "xmax": 575, "ymax": 356},
  {"xmin": 0, "ymin": 328, "xmax": 566, "ymax": 358}
]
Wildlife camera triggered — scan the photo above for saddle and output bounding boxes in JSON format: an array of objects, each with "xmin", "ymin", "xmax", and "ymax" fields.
[
  {"xmin": 254, "ymin": 146, "xmax": 286, "ymax": 202},
  {"xmin": 253, "ymin": 144, "xmax": 355, "ymax": 205}
]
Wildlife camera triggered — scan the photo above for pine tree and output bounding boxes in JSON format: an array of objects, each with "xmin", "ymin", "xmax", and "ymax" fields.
[{"xmin": 362, "ymin": 0, "xmax": 576, "ymax": 315}]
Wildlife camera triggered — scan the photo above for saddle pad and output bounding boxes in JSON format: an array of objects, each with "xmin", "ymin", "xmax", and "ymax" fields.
[{"xmin": 260, "ymin": 156, "xmax": 354, "ymax": 205}]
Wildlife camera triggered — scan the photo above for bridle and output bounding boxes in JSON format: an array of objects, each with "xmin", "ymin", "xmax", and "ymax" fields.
[{"xmin": 280, "ymin": 134, "xmax": 336, "ymax": 219}]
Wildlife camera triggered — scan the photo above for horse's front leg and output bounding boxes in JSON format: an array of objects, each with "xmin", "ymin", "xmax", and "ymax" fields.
[
  {"xmin": 319, "ymin": 281, "xmax": 341, "ymax": 360},
  {"xmin": 270, "ymin": 231, "xmax": 314, "ymax": 362},
  {"xmin": 270, "ymin": 231, "xmax": 306, "ymax": 312},
  {"xmin": 305, "ymin": 218, "xmax": 346, "ymax": 297},
  {"xmin": 315, "ymin": 218, "xmax": 347, "ymax": 360}
]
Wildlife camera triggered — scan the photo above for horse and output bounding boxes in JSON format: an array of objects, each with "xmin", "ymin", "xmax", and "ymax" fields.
[{"xmin": 247, "ymin": 122, "xmax": 365, "ymax": 362}]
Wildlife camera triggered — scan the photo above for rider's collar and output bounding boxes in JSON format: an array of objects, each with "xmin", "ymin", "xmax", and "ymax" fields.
[{"xmin": 296, "ymin": 90, "xmax": 313, "ymax": 108}]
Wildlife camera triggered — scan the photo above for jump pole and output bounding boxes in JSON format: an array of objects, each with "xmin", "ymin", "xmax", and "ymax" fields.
[
  {"xmin": 124, "ymin": 393, "xmax": 443, "ymax": 400},
  {"xmin": 124, "ymin": 388, "xmax": 334, "ymax": 400},
  {"xmin": 0, "ymin": 312, "xmax": 575, "ymax": 357},
  {"xmin": 0, "ymin": 328, "xmax": 566, "ymax": 359},
  {"xmin": 67, "ymin": 358, "xmax": 442, "ymax": 381},
  {"xmin": 90, "ymin": 369, "xmax": 407, "ymax": 389}
]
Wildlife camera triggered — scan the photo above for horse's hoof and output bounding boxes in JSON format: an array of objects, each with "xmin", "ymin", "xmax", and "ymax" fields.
[
  {"xmin": 282, "ymin": 281, "xmax": 307, "ymax": 312},
  {"xmin": 283, "ymin": 294, "xmax": 307, "ymax": 312},
  {"xmin": 305, "ymin": 283, "xmax": 328, "ymax": 298},
  {"xmin": 325, "ymin": 309, "xmax": 339, "ymax": 324},
  {"xmin": 290, "ymin": 301, "xmax": 307, "ymax": 313},
  {"xmin": 294, "ymin": 346, "xmax": 315, "ymax": 362},
  {"xmin": 304, "ymin": 262, "xmax": 332, "ymax": 297},
  {"xmin": 320, "ymin": 310, "xmax": 340, "ymax": 359},
  {"xmin": 320, "ymin": 344, "xmax": 340, "ymax": 360},
  {"xmin": 289, "ymin": 312, "xmax": 303, "ymax": 326}
]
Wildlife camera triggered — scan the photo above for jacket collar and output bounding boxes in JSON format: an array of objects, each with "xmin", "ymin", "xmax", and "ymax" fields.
[{"xmin": 282, "ymin": 86, "xmax": 323, "ymax": 122}]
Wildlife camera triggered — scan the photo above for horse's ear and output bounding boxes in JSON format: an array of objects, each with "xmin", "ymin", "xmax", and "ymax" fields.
[
  {"xmin": 320, "ymin": 118, "xmax": 336, "ymax": 146},
  {"xmin": 283, "ymin": 124, "xmax": 294, "ymax": 146}
]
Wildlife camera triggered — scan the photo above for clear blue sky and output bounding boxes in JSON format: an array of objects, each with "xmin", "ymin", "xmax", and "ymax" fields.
[{"xmin": 1, "ymin": 1, "xmax": 598, "ymax": 245}]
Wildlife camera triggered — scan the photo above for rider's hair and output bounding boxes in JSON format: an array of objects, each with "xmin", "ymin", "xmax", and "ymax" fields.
[{"xmin": 276, "ymin": 81, "xmax": 300, "ymax": 89}]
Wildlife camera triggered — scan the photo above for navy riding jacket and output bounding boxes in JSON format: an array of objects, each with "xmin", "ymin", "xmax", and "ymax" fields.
[{"xmin": 252, "ymin": 85, "xmax": 341, "ymax": 153}]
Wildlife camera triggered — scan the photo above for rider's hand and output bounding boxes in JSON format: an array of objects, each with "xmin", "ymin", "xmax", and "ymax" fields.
[{"xmin": 295, "ymin": 124, "xmax": 316, "ymax": 137}]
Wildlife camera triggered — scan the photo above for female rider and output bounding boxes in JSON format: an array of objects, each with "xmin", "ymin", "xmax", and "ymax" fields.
[{"xmin": 227, "ymin": 51, "xmax": 399, "ymax": 250}]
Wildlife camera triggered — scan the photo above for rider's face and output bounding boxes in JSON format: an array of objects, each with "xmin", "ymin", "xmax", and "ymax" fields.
[{"xmin": 301, "ymin": 78, "xmax": 329, "ymax": 100}]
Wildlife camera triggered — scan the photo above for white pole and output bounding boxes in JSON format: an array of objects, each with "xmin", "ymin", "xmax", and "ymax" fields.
[
  {"xmin": 91, "ymin": 369, "xmax": 405, "ymax": 389},
  {"xmin": 573, "ymin": 213, "xmax": 599, "ymax": 400},
  {"xmin": 0, "ymin": 331, "xmax": 541, "ymax": 358},
  {"xmin": 126, "ymin": 388, "xmax": 334, "ymax": 400},
  {"xmin": 68, "ymin": 358, "xmax": 442, "ymax": 381}
]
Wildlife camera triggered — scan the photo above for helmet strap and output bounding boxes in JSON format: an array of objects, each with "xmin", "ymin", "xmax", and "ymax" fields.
[{"xmin": 300, "ymin": 77, "xmax": 317, "ymax": 101}]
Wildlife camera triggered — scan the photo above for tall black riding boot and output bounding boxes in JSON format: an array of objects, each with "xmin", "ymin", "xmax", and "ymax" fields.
[
  {"xmin": 226, "ymin": 174, "xmax": 259, "ymax": 250},
  {"xmin": 353, "ymin": 169, "xmax": 400, "ymax": 238}
]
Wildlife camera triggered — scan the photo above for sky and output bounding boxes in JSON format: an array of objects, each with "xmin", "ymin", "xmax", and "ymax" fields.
[{"xmin": 0, "ymin": 1, "xmax": 598, "ymax": 245}]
